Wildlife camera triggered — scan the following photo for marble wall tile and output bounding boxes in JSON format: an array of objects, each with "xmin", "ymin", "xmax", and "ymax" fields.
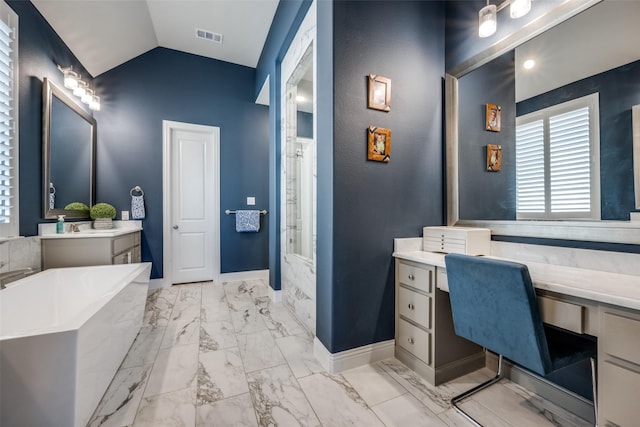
[
  {"xmin": 143, "ymin": 344, "xmax": 199, "ymax": 398},
  {"xmin": 236, "ymin": 330, "xmax": 287, "ymax": 373},
  {"xmin": 7, "ymin": 236, "xmax": 41, "ymax": 271},
  {"xmin": 371, "ymin": 393, "xmax": 447, "ymax": 427},
  {"xmin": 0, "ymin": 241, "xmax": 8, "ymax": 272},
  {"xmin": 275, "ymin": 334, "xmax": 324, "ymax": 379},
  {"xmin": 283, "ymin": 285, "xmax": 315, "ymax": 335},
  {"xmin": 196, "ymin": 393, "xmax": 258, "ymax": 427},
  {"xmin": 199, "ymin": 320, "xmax": 237, "ymax": 353},
  {"xmin": 88, "ymin": 364, "xmax": 153, "ymax": 427},
  {"xmin": 198, "ymin": 347, "xmax": 249, "ymax": 405},
  {"xmin": 133, "ymin": 387, "xmax": 196, "ymax": 427},
  {"xmin": 297, "ymin": 372, "xmax": 385, "ymax": 427},
  {"xmin": 341, "ymin": 363, "xmax": 408, "ymax": 407},
  {"xmin": 247, "ymin": 365, "xmax": 320, "ymax": 427}
]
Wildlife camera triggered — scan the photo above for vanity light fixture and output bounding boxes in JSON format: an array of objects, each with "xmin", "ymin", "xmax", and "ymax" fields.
[
  {"xmin": 523, "ymin": 59, "xmax": 536, "ymax": 69},
  {"xmin": 479, "ymin": 0, "xmax": 533, "ymax": 38},
  {"xmin": 57, "ymin": 65, "xmax": 101, "ymax": 111}
]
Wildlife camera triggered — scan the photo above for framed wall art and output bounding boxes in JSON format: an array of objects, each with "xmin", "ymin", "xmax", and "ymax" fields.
[
  {"xmin": 367, "ymin": 126, "xmax": 391, "ymax": 162},
  {"xmin": 368, "ymin": 74, "xmax": 391, "ymax": 112},
  {"xmin": 485, "ymin": 103, "xmax": 501, "ymax": 132},
  {"xmin": 486, "ymin": 144, "xmax": 502, "ymax": 171}
]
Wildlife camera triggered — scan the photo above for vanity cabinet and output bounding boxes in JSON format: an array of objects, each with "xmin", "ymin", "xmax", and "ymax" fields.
[
  {"xmin": 395, "ymin": 259, "xmax": 484, "ymax": 385},
  {"xmin": 599, "ymin": 308, "xmax": 640, "ymax": 426},
  {"xmin": 42, "ymin": 231, "xmax": 141, "ymax": 269}
]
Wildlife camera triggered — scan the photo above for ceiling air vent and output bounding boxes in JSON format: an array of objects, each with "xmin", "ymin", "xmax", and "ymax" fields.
[{"xmin": 196, "ymin": 28, "xmax": 223, "ymax": 44}]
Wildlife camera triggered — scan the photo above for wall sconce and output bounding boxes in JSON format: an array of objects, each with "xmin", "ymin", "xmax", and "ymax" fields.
[
  {"xmin": 57, "ymin": 65, "xmax": 100, "ymax": 111},
  {"xmin": 478, "ymin": 0, "xmax": 532, "ymax": 38}
]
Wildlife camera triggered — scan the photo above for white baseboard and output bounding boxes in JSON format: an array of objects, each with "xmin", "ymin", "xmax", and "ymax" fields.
[
  {"xmin": 219, "ymin": 269, "xmax": 269, "ymax": 283},
  {"xmin": 148, "ymin": 278, "xmax": 169, "ymax": 289},
  {"xmin": 269, "ymin": 288, "xmax": 283, "ymax": 303},
  {"xmin": 313, "ymin": 338, "xmax": 395, "ymax": 374}
]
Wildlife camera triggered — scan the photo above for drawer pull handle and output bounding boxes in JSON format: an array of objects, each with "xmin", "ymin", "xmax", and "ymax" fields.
[
  {"xmin": 408, "ymin": 274, "xmax": 415, "ymax": 280},
  {"xmin": 408, "ymin": 303, "xmax": 414, "ymax": 310},
  {"xmin": 407, "ymin": 337, "xmax": 414, "ymax": 344}
]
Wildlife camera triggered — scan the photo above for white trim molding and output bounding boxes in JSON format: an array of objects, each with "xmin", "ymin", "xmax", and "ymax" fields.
[
  {"xmin": 313, "ymin": 338, "xmax": 395, "ymax": 374},
  {"xmin": 219, "ymin": 269, "xmax": 269, "ymax": 283}
]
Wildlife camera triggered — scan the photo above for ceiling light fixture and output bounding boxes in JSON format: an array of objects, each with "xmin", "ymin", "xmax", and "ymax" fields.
[
  {"xmin": 523, "ymin": 59, "xmax": 536, "ymax": 69},
  {"xmin": 57, "ymin": 65, "xmax": 101, "ymax": 111},
  {"xmin": 479, "ymin": 0, "xmax": 533, "ymax": 38}
]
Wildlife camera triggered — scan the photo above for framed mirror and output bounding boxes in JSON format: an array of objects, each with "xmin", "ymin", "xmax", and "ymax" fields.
[
  {"xmin": 42, "ymin": 78, "xmax": 96, "ymax": 219},
  {"xmin": 446, "ymin": 0, "xmax": 640, "ymax": 244}
]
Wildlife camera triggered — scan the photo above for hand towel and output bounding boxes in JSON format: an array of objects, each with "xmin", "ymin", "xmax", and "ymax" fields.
[
  {"xmin": 235, "ymin": 210, "xmax": 260, "ymax": 232},
  {"xmin": 131, "ymin": 188, "xmax": 145, "ymax": 220}
]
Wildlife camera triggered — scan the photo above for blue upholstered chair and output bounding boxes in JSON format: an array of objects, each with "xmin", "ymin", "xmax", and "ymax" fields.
[{"xmin": 444, "ymin": 253, "xmax": 597, "ymax": 426}]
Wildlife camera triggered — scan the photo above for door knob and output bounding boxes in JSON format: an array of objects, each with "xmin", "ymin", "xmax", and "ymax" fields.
[{"xmin": 173, "ymin": 225, "xmax": 179, "ymax": 230}]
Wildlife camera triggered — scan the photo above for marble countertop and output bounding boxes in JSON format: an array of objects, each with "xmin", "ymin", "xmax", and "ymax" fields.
[
  {"xmin": 39, "ymin": 220, "xmax": 142, "ymax": 239},
  {"xmin": 393, "ymin": 250, "xmax": 640, "ymax": 312}
]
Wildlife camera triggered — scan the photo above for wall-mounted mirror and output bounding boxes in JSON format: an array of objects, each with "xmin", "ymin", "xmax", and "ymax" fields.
[
  {"xmin": 446, "ymin": 0, "xmax": 640, "ymax": 244},
  {"xmin": 43, "ymin": 78, "xmax": 96, "ymax": 219}
]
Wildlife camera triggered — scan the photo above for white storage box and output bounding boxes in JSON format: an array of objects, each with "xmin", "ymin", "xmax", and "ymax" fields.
[{"xmin": 423, "ymin": 226, "xmax": 490, "ymax": 255}]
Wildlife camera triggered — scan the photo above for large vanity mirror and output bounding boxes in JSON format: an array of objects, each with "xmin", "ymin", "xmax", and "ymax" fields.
[
  {"xmin": 446, "ymin": 0, "xmax": 640, "ymax": 244},
  {"xmin": 43, "ymin": 78, "xmax": 96, "ymax": 219}
]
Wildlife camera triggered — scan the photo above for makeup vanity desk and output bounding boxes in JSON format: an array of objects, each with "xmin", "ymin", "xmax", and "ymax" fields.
[{"xmin": 393, "ymin": 249, "xmax": 640, "ymax": 427}]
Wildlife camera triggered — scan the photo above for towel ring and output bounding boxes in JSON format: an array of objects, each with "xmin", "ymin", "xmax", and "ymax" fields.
[{"xmin": 130, "ymin": 185, "xmax": 144, "ymax": 197}]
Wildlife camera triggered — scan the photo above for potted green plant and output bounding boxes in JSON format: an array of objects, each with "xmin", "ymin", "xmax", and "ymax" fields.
[
  {"xmin": 90, "ymin": 203, "xmax": 117, "ymax": 229},
  {"xmin": 64, "ymin": 202, "xmax": 90, "ymax": 213}
]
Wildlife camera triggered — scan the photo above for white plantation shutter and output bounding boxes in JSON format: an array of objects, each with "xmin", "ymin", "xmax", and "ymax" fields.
[
  {"xmin": 516, "ymin": 93, "xmax": 600, "ymax": 220},
  {"xmin": 0, "ymin": 1, "xmax": 17, "ymax": 237}
]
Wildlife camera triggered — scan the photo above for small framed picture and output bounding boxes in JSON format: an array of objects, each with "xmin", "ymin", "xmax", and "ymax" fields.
[
  {"xmin": 368, "ymin": 74, "xmax": 391, "ymax": 112},
  {"xmin": 367, "ymin": 126, "xmax": 391, "ymax": 162},
  {"xmin": 485, "ymin": 103, "xmax": 501, "ymax": 132},
  {"xmin": 486, "ymin": 144, "xmax": 502, "ymax": 171}
]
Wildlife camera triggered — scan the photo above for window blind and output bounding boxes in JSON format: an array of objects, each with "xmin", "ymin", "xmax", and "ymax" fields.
[
  {"xmin": 516, "ymin": 93, "xmax": 599, "ymax": 220},
  {"xmin": 0, "ymin": 2, "xmax": 16, "ymax": 236}
]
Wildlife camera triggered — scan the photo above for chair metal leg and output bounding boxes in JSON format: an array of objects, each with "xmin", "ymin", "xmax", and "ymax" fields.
[
  {"xmin": 590, "ymin": 357, "xmax": 598, "ymax": 427},
  {"xmin": 451, "ymin": 355, "xmax": 504, "ymax": 426}
]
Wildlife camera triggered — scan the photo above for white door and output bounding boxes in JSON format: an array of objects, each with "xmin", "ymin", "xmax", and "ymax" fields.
[{"xmin": 164, "ymin": 122, "xmax": 220, "ymax": 285}]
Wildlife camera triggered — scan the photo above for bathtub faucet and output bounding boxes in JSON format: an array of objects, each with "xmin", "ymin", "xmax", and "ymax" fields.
[{"xmin": 0, "ymin": 268, "xmax": 34, "ymax": 289}]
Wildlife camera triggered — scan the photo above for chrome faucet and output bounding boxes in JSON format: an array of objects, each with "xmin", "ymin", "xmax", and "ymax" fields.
[{"xmin": 69, "ymin": 223, "xmax": 80, "ymax": 233}]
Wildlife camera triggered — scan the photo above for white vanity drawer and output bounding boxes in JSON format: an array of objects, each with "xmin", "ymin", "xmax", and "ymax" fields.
[
  {"xmin": 537, "ymin": 296, "xmax": 584, "ymax": 334},
  {"xmin": 601, "ymin": 361, "xmax": 640, "ymax": 427},
  {"xmin": 602, "ymin": 312, "xmax": 640, "ymax": 366},
  {"xmin": 398, "ymin": 287, "xmax": 431, "ymax": 329},
  {"xmin": 113, "ymin": 233, "xmax": 136, "ymax": 255},
  {"xmin": 397, "ymin": 318, "xmax": 430, "ymax": 365},
  {"xmin": 398, "ymin": 262, "xmax": 432, "ymax": 293}
]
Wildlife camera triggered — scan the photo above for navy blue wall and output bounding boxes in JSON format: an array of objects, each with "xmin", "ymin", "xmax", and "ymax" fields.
[
  {"xmin": 254, "ymin": 0, "xmax": 312, "ymax": 291},
  {"xmin": 317, "ymin": 1, "xmax": 445, "ymax": 353},
  {"xmin": 517, "ymin": 60, "xmax": 640, "ymax": 220},
  {"xmin": 8, "ymin": 0, "xmax": 94, "ymax": 236},
  {"xmin": 95, "ymin": 48, "xmax": 269, "ymax": 278},
  {"xmin": 458, "ymin": 51, "xmax": 516, "ymax": 220}
]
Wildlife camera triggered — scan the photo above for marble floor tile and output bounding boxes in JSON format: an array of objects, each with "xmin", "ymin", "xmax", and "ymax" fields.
[
  {"xmin": 200, "ymin": 298, "xmax": 231, "ymax": 323},
  {"xmin": 196, "ymin": 393, "xmax": 258, "ymax": 427},
  {"xmin": 258, "ymin": 304, "xmax": 306, "ymax": 339},
  {"xmin": 199, "ymin": 320, "xmax": 237, "ymax": 353},
  {"xmin": 121, "ymin": 327, "xmax": 166, "ymax": 369},
  {"xmin": 173, "ymin": 283, "xmax": 202, "ymax": 308},
  {"xmin": 297, "ymin": 372, "xmax": 385, "ymax": 427},
  {"xmin": 197, "ymin": 347, "xmax": 249, "ymax": 405},
  {"xmin": 438, "ymin": 401, "xmax": 512, "ymax": 427},
  {"xmin": 144, "ymin": 343, "xmax": 199, "ymax": 398},
  {"xmin": 275, "ymin": 334, "xmax": 324, "ymax": 379},
  {"xmin": 224, "ymin": 280, "xmax": 270, "ymax": 310},
  {"xmin": 133, "ymin": 388, "xmax": 196, "ymax": 427},
  {"xmin": 247, "ymin": 364, "xmax": 320, "ymax": 427},
  {"xmin": 143, "ymin": 288, "xmax": 178, "ymax": 330},
  {"xmin": 89, "ymin": 364, "xmax": 153, "ymax": 427},
  {"xmin": 230, "ymin": 305, "xmax": 268, "ymax": 335},
  {"xmin": 371, "ymin": 393, "xmax": 447, "ymax": 427},
  {"xmin": 341, "ymin": 363, "xmax": 408, "ymax": 407},
  {"xmin": 201, "ymin": 282, "xmax": 226, "ymax": 304},
  {"xmin": 237, "ymin": 330, "xmax": 287, "ymax": 373},
  {"xmin": 161, "ymin": 306, "xmax": 201, "ymax": 349}
]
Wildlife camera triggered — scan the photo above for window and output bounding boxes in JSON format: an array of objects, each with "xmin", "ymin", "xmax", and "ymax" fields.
[
  {"xmin": 516, "ymin": 93, "xmax": 600, "ymax": 220},
  {"xmin": 0, "ymin": 1, "xmax": 17, "ymax": 238}
]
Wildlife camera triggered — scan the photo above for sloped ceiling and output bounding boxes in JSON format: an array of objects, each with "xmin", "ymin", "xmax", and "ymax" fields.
[{"xmin": 31, "ymin": 0, "xmax": 280, "ymax": 77}]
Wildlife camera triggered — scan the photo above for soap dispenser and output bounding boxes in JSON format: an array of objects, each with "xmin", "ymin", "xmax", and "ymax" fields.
[{"xmin": 56, "ymin": 215, "xmax": 65, "ymax": 234}]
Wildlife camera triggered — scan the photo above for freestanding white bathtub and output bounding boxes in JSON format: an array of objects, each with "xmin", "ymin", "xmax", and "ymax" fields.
[{"xmin": 0, "ymin": 262, "xmax": 152, "ymax": 427}]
